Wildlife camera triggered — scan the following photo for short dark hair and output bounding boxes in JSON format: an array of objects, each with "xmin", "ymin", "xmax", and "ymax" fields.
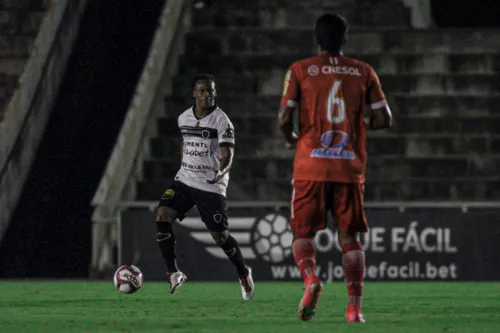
[
  {"xmin": 314, "ymin": 13, "xmax": 349, "ymax": 53},
  {"xmin": 192, "ymin": 73, "xmax": 215, "ymax": 89}
]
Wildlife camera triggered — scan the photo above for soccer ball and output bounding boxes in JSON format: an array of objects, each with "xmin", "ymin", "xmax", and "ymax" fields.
[{"xmin": 113, "ymin": 265, "xmax": 144, "ymax": 294}]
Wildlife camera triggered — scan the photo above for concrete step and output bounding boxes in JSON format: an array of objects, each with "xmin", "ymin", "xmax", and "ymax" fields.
[
  {"xmin": 149, "ymin": 134, "xmax": 500, "ymax": 160},
  {"xmin": 0, "ymin": 10, "xmax": 46, "ymax": 36},
  {"xmin": 156, "ymin": 114, "xmax": 500, "ymax": 140},
  {"xmin": 179, "ymin": 53, "xmax": 500, "ymax": 75},
  {"xmin": 0, "ymin": 0, "xmax": 49, "ymax": 10},
  {"xmin": 137, "ymin": 177, "xmax": 500, "ymax": 201},
  {"xmin": 165, "ymin": 95, "xmax": 500, "ymax": 118},
  {"xmin": 0, "ymin": 35, "xmax": 35, "ymax": 57},
  {"xmin": 143, "ymin": 154, "xmax": 500, "ymax": 183},
  {"xmin": 191, "ymin": 0, "xmax": 409, "ymax": 28},
  {"xmin": 171, "ymin": 73, "xmax": 500, "ymax": 96},
  {"xmin": 185, "ymin": 29, "xmax": 500, "ymax": 55}
]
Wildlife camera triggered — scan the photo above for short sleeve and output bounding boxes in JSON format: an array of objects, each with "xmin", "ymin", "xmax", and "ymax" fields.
[
  {"xmin": 280, "ymin": 66, "xmax": 300, "ymax": 108},
  {"xmin": 366, "ymin": 65, "xmax": 387, "ymax": 109},
  {"xmin": 218, "ymin": 115, "xmax": 235, "ymax": 148}
]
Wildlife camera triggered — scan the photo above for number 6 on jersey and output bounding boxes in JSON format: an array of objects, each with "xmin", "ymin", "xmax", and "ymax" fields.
[{"xmin": 327, "ymin": 80, "xmax": 345, "ymax": 124}]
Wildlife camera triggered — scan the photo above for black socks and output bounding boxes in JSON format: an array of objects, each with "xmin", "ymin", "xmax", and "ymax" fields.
[
  {"xmin": 156, "ymin": 222, "xmax": 178, "ymax": 273},
  {"xmin": 220, "ymin": 235, "xmax": 249, "ymax": 277}
]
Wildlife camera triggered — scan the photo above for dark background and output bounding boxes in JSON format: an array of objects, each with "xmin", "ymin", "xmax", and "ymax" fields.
[
  {"xmin": 431, "ymin": 0, "xmax": 500, "ymax": 27},
  {"xmin": 0, "ymin": 0, "xmax": 163, "ymax": 277},
  {"xmin": 0, "ymin": 0, "xmax": 498, "ymax": 278}
]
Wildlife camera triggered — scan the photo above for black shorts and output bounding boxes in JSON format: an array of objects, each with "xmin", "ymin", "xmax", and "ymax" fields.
[{"xmin": 157, "ymin": 181, "xmax": 228, "ymax": 232}]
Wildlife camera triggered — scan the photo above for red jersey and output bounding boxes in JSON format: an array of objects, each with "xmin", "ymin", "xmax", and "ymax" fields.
[{"xmin": 280, "ymin": 53, "xmax": 387, "ymax": 183}]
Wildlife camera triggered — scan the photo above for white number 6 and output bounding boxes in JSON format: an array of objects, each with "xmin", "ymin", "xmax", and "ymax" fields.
[{"xmin": 327, "ymin": 80, "xmax": 345, "ymax": 124}]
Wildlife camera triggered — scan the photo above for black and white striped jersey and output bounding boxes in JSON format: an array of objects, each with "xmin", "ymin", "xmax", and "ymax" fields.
[{"xmin": 175, "ymin": 106, "xmax": 235, "ymax": 196}]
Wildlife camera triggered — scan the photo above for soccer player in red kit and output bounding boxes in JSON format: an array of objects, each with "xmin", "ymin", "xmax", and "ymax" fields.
[{"xmin": 278, "ymin": 13, "xmax": 392, "ymax": 322}]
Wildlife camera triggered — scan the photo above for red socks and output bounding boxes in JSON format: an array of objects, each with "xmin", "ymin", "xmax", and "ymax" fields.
[
  {"xmin": 292, "ymin": 238, "xmax": 316, "ymax": 280},
  {"xmin": 342, "ymin": 242, "xmax": 365, "ymax": 307},
  {"xmin": 293, "ymin": 237, "xmax": 366, "ymax": 308}
]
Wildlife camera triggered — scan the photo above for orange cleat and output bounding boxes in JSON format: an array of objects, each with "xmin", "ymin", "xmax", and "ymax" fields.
[
  {"xmin": 298, "ymin": 275, "xmax": 323, "ymax": 321},
  {"xmin": 346, "ymin": 305, "xmax": 365, "ymax": 323}
]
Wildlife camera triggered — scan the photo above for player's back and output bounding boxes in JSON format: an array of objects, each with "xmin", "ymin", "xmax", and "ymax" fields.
[{"xmin": 282, "ymin": 53, "xmax": 385, "ymax": 184}]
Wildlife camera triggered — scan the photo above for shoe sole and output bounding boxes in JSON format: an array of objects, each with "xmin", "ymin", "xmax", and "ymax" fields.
[
  {"xmin": 347, "ymin": 318, "xmax": 366, "ymax": 323},
  {"xmin": 298, "ymin": 283, "xmax": 323, "ymax": 321},
  {"xmin": 170, "ymin": 276, "xmax": 187, "ymax": 295},
  {"xmin": 241, "ymin": 268, "xmax": 254, "ymax": 301},
  {"xmin": 346, "ymin": 315, "xmax": 366, "ymax": 323}
]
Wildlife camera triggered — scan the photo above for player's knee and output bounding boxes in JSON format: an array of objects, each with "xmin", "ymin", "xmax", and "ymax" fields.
[
  {"xmin": 210, "ymin": 230, "xmax": 229, "ymax": 246},
  {"xmin": 293, "ymin": 231, "xmax": 316, "ymax": 241},
  {"xmin": 156, "ymin": 206, "xmax": 177, "ymax": 223}
]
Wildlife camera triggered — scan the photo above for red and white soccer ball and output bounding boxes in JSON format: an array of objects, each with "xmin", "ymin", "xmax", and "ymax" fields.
[{"xmin": 113, "ymin": 265, "xmax": 144, "ymax": 294}]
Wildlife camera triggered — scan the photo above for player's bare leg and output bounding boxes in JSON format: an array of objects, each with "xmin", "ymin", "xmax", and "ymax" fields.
[
  {"xmin": 156, "ymin": 206, "xmax": 187, "ymax": 294},
  {"xmin": 210, "ymin": 230, "xmax": 254, "ymax": 300},
  {"xmin": 292, "ymin": 233, "xmax": 323, "ymax": 321},
  {"xmin": 338, "ymin": 229, "xmax": 365, "ymax": 323}
]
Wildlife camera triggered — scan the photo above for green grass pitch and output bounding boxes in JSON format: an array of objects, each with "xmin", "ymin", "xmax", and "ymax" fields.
[{"xmin": 0, "ymin": 281, "xmax": 499, "ymax": 332}]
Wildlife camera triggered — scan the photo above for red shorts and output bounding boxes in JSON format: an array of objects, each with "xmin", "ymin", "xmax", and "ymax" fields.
[{"xmin": 290, "ymin": 180, "xmax": 368, "ymax": 235}]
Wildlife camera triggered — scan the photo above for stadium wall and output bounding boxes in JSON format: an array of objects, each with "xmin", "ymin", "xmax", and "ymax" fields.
[
  {"xmin": 119, "ymin": 202, "xmax": 500, "ymax": 282},
  {"xmin": 0, "ymin": 0, "xmax": 88, "ymax": 242}
]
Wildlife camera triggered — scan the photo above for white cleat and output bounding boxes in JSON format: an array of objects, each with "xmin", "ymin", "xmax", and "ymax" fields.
[
  {"xmin": 239, "ymin": 266, "xmax": 255, "ymax": 301},
  {"xmin": 167, "ymin": 271, "xmax": 187, "ymax": 294}
]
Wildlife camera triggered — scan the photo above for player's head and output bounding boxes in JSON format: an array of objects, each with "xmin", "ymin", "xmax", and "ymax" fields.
[
  {"xmin": 192, "ymin": 73, "xmax": 216, "ymax": 109},
  {"xmin": 314, "ymin": 13, "xmax": 349, "ymax": 54}
]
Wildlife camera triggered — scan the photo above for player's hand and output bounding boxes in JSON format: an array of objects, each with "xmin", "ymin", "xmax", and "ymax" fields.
[
  {"xmin": 285, "ymin": 139, "xmax": 297, "ymax": 149},
  {"xmin": 207, "ymin": 170, "xmax": 223, "ymax": 184},
  {"xmin": 285, "ymin": 134, "xmax": 298, "ymax": 149}
]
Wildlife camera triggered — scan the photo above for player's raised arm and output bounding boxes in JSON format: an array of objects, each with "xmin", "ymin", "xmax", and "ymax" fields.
[
  {"xmin": 365, "ymin": 66, "xmax": 392, "ymax": 130},
  {"xmin": 278, "ymin": 67, "xmax": 300, "ymax": 148},
  {"xmin": 208, "ymin": 117, "xmax": 235, "ymax": 184}
]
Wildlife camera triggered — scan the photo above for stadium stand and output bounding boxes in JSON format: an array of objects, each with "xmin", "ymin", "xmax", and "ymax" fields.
[
  {"xmin": 0, "ymin": 0, "xmax": 49, "ymax": 121},
  {"xmin": 0, "ymin": 0, "xmax": 88, "ymax": 242},
  {"xmin": 135, "ymin": 0, "xmax": 500, "ymax": 202}
]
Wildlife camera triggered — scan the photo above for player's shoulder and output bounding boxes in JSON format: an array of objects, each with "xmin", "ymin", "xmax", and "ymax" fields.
[
  {"xmin": 214, "ymin": 107, "xmax": 235, "ymax": 139},
  {"xmin": 178, "ymin": 107, "xmax": 193, "ymax": 122},
  {"xmin": 340, "ymin": 55, "xmax": 376, "ymax": 74},
  {"xmin": 214, "ymin": 106, "xmax": 232, "ymax": 124},
  {"xmin": 288, "ymin": 54, "xmax": 324, "ymax": 75}
]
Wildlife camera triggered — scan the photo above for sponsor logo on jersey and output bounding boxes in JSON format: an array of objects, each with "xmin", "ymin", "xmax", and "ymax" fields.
[
  {"xmin": 183, "ymin": 148, "xmax": 214, "ymax": 157},
  {"xmin": 307, "ymin": 65, "xmax": 320, "ymax": 76},
  {"xmin": 161, "ymin": 189, "xmax": 175, "ymax": 199},
  {"xmin": 181, "ymin": 162, "xmax": 214, "ymax": 172},
  {"xmin": 322, "ymin": 65, "xmax": 361, "ymax": 76},
  {"xmin": 222, "ymin": 125, "xmax": 234, "ymax": 139},
  {"xmin": 310, "ymin": 130, "xmax": 355, "ymax": 160}
]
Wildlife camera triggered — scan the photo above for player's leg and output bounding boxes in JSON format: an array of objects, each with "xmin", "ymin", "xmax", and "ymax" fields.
[
  {"xmin": 332, "ymin": 183, "xmax": 368, "ymax": 323},
  {"xmin": 156, "ymin": 182, "xmax": 194, "ymax": 293},
  {"xmin": 290, "ymin": 180, "xmax": 327, "ymax": 321},
  {"xmin": 195, "ymin": 190, "xmax": 254, "ymax": 300}
]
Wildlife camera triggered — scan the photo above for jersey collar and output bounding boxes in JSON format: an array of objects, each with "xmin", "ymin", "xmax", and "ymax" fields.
[{"xmin": 192, "ymin": 105, "xmax": 218, "ymax": 120}]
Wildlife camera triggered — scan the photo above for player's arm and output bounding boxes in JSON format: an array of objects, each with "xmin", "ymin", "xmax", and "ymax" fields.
[
  {"xmin": 365, "ymin": 66, "xmax": 392, "ymax": 130},
  {"xmin": 278, "ymin": 67, "xmax": 300, "ymax": 148},
  {"xmin": 217, "ymin": 145, "xmax": 234, "ymax": 176},
  {"xmin": 366, "ymin": 105, "xmax": 392, "ymax": 130},
  {"xmin": 278, "ymin": 105, "xmax": 298, "ymax": 148},
  {"xmin": 178, "ymin": 116, "xmax": 184, "ymax": 161},
  {"xmin": 207, "ymin": 118, "xmax": 235, "ymax": 184}
]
